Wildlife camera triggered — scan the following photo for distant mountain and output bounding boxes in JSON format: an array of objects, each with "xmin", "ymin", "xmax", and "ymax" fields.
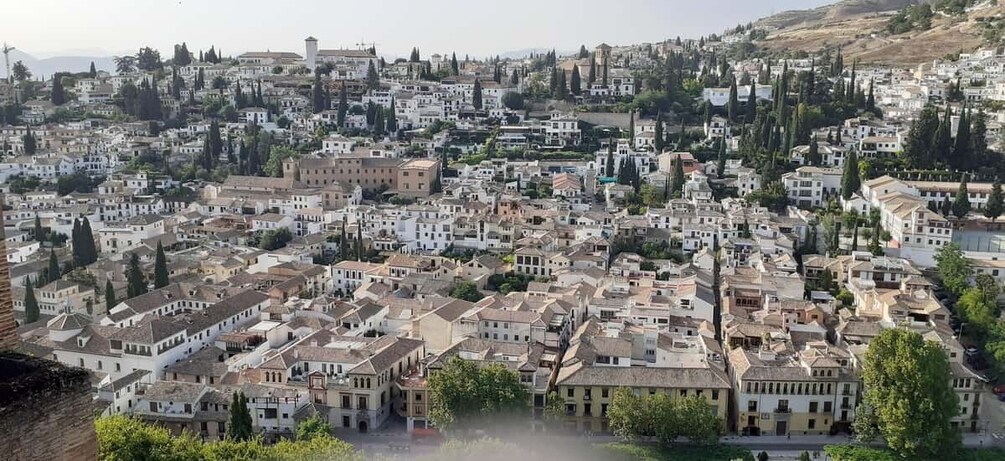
[
  {"xmin": 0, "ymin": 49, "xmax": 116, "ymax": 79},
  {"xmin": 749, "ymin": 0, "xmax": 999, "ymax": 66},
  {"xmin": 496, "ymin": 48, "xmax": 577, "ymax": 60}
]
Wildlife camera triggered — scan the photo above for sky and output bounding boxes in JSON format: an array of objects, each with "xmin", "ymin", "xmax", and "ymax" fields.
[{"xmin": 2, "ymin": 0, "xmax": 835, "ymax": 59}]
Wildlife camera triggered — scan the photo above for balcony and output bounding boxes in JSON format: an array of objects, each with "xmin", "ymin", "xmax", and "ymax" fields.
[
  {"xmin": 840, "ymin": 403, "xmax": 852, "ymax": 410},
  {"xmin": 773, "ymin": 407, "xmax": 791, "ymax": 414}
]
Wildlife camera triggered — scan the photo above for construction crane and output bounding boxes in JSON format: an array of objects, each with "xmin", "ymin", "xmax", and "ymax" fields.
[{"xmin": 2, "ymin": 43, "xmax": 14, "ymax": 84}]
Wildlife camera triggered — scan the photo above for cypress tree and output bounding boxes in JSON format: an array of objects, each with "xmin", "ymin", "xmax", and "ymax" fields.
[
  {"xmin": 51, "ymin": 74, "xmax": 66, "ymax": 105},
  {"xmin": 228, "ymin": 392, "xmax": 253, "ymax": 441},
  {"xmin": 24, "ymin": 277, "xmax": 39, "ymax": 323},
  {"xmin": 79, "ymin": 218, "xmax": 97, "ymax": 265},
  {"xmin": 866, "ymin": 78, "xmax": 875, "ymax": 110},
  {"xmin": 587, "ymin": 53, "xmax": 596, "ymax": 84},
  {"xmin": 48, "ymin": 249, "xmax": 61, "ymax": 282},
  {"xmin": 841, "ymin": 149, "xmax": 860, "ymax": 200},
  {"xmin": 312, "ymin": 71, "xmax": 324, "ymax": 113},
  {"xmin": 727, "ymin": 77, "xmax": 739, "ymax": 122},
  {"xmin": 105, "ymin": 279, "xmax": 117, "ymax": 311},
  {"xmin": 23, "ymin": 125, "xmax": 36, "ymax": 155},
  {"xmin": 570, "ymin": 65, "xmax": 581, "ymax": 96},
  {"xmin": 807, "ymin": 138, "xmax": 821, "ymax": 166},
  {"xmin": 472, "ymin": 79, "xmax": 483, "ymax": 110},
  {"xmin": 628, "ymin": 110, "xmax": 635, "ymax": 149},
  {"xmin": 605, "ymin": 141, "xmax": 615, "ymax": 177},
  {"xmin": 952, "ymin": 174, "xmax": 971, "ymax": 219},
  {"xmin": 972, "ymin": 110, "xmax": 988, "ymax": 163},
  {"xmin": 336, "ymin": 85, "xmax": 348, "ymax": 128},
  {"xmin": 941, "ymin": 195, "xmax": 953, "ymax": 217},
  {"xmin": 671, "ymin": 158, "xmax": 685, "ymax": 198},
  {"xmin": 366, "ymin": 61, "xmax": 379, "ymax": 91},
  {"xmin": 154, "ymin": 241, "xmax": 169, "ymax": 288},
  {"xmin": 555, "ymin": 69, "xmax": 567, "ymax": 100},
  {"xmin": 933, "ymin": 107, "xmax": 952, "ymax": 166},
  {"xmin": 386, "ymin": 98, "xmax": 398, "ymax": 135},
  {"xmin": 952, "ymin": 107, "xmax": 971, "ymax": 170},
  {"xmin": 71, "ymin": 218, "xmax": 83, "ymax": 267},
  {"xmin": 126, "ymin": 252, "xmax": 147, "ymax": 298},
  {"xmin": 717, "ymin": 138, "xmax": 727, "ymax": 179},
  {"xmin": 450, "ymin": 52, "xmax": 459, "ymax": 75},
  {"xmin": 89, "ymin": 62, "xmax": 97, "ymax": 78},
  {"xmin": 654, "ymin": 112, "xmax": 665, "ymax": 153},
  {"xmin": 986, "ymin": 179, "xmax": 1004, "ymax": 222},
  {"xmin": 745, "ymin": 82, "xmax": 757, "ymax": 123},
  {"xmin": 34, "ymin": 214, "xmax": 44, "ymax": 242}
]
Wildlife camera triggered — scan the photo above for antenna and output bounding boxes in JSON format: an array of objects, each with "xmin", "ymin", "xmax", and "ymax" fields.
[{"xmin": 2, "ymin": 42, "xmax": 15, "ymax": 84}]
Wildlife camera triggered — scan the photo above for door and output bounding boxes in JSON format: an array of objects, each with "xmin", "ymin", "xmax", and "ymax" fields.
[
  {"xmin": 342, "ymin": 416, "xmax": 350, "ymax": 428},
  {"xmin": 358, "ymin": 420, "xmax": 368, "ymax": 433},
  {"xmin": 775, "ymin": 420, "xmax": 787, "ymax": 436}
]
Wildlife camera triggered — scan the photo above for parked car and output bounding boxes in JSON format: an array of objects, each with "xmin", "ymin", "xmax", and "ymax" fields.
[{"xmin": 992, "ymin": 384, "xmax": 1005, "ymax": 395}]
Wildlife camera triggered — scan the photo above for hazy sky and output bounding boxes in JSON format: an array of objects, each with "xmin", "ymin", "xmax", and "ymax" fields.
[{"xmin": 3, "ymin": 0, "xmax": 834, "ymax": 59}]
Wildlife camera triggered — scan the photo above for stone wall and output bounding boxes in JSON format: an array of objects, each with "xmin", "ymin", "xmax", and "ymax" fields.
[{"xmin": 0, "ymin": 353, "xmax": 98, "ymax": 461}]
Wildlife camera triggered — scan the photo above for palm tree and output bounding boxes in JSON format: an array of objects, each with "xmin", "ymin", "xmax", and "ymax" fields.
[{"xmin": 113, "ymin": 55, "xmax": 136, "ymax": 74}]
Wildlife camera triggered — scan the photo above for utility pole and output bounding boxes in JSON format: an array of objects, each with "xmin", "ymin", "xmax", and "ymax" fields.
[{"xmin": 2, "ymin": 43, "xmax": 14, "ymax": 84}]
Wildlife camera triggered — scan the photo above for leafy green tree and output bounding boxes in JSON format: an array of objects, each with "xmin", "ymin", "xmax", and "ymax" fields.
[
  {"xmin": 263, "ymin": 145, "xmax": 299, "ymax": 177},
  {"xmin": 957, "ymin": 286, "xmax": 999, "ymax": 337},
  {"xmin": 135, "ymin": 46, "xmax": 163, "ymax": 71},
  {"xmin": 841, "ymin": 149, "xmax": 860, "ymax": 200},
  {"xmin": 861, "ymin": 328, "xmax": 960, "ymax": 459},
  {"xmin": 427, "ymin": 357, "xmax": 528, "ymax": 430},
  {"xmin": 11, "ymin": 60, "xmax": 31, "ymax": 81},
  {"xmin": 126, "ymin": 252, "xmax": 148, "ymax": 298},
  {"xmin": 296, "ymin": 414, "xmax": 333, "ymax": 440},
  {"xmin": 449, "ymin": 281, "xmax": 484, "ymax": 302},
  {"xmin": 985, "ymin": 179, "xmax": 1003, "ymax": 222},
  {"xmin": 228, "ymin": 391, "xmax": 253, "ymax": 441},
  {"xmin": 153, "ymin": 241, "xmax": 169, "ymax": 288},
  {"xmin": 24, "ymin": 277, "xmax": 39, "ymax": 323},
  {"xmin": 105, "ymin": 279, "xmax": 117, "ymax": 311},
  {"xmin": 952, "ymin": 174, "xmax": 971, "ymax": 219},
  {"xmin": 501, "ymin": 92, "xmax": 524, "ymax": 110}
]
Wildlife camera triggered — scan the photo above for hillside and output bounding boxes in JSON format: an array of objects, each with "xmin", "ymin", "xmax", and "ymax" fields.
[{"xmin": 749, "ymin": 0, "xmax": 998, "ymax": 66}]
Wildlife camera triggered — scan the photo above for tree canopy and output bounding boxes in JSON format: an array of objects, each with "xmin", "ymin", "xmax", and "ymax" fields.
[
  {"xmin": 858, "ymin": 328, "xmax": 960, "ymax": 459},
  {"xmin": 426, "ymin": 357, "xmax": 528, "ymax": 430}
]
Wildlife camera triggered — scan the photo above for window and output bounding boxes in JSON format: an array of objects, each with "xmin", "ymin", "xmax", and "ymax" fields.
[
  {"xmin": 808, "ymin": 419, "xmax": 816, "ymax": 429},
  {"xmin": 567, "ymin": 388, "xmax": 574, "ymax": 398},
  {"xmin": 809, "ymin": 402, "xmax": 818, "ymax": 413},
  {"xmin": 747, "ymin": 401, "xmax": 757, "ymax": 412},
  {"xmin": 823, "ymin": 401, "xmax": 832, "ymax": 413},
  {"xmin": 711, "ymin": 390, "xmax": 719, "ymax": 400}
]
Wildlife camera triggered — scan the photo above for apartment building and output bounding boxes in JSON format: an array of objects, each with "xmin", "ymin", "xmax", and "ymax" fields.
[
  {"xmin": 729, "ymin": 341, "xmax": 859, "ymax": 436},
  {"xmin": 555, "ymin": 319, "xmax": 730, "ymax": 433}
]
